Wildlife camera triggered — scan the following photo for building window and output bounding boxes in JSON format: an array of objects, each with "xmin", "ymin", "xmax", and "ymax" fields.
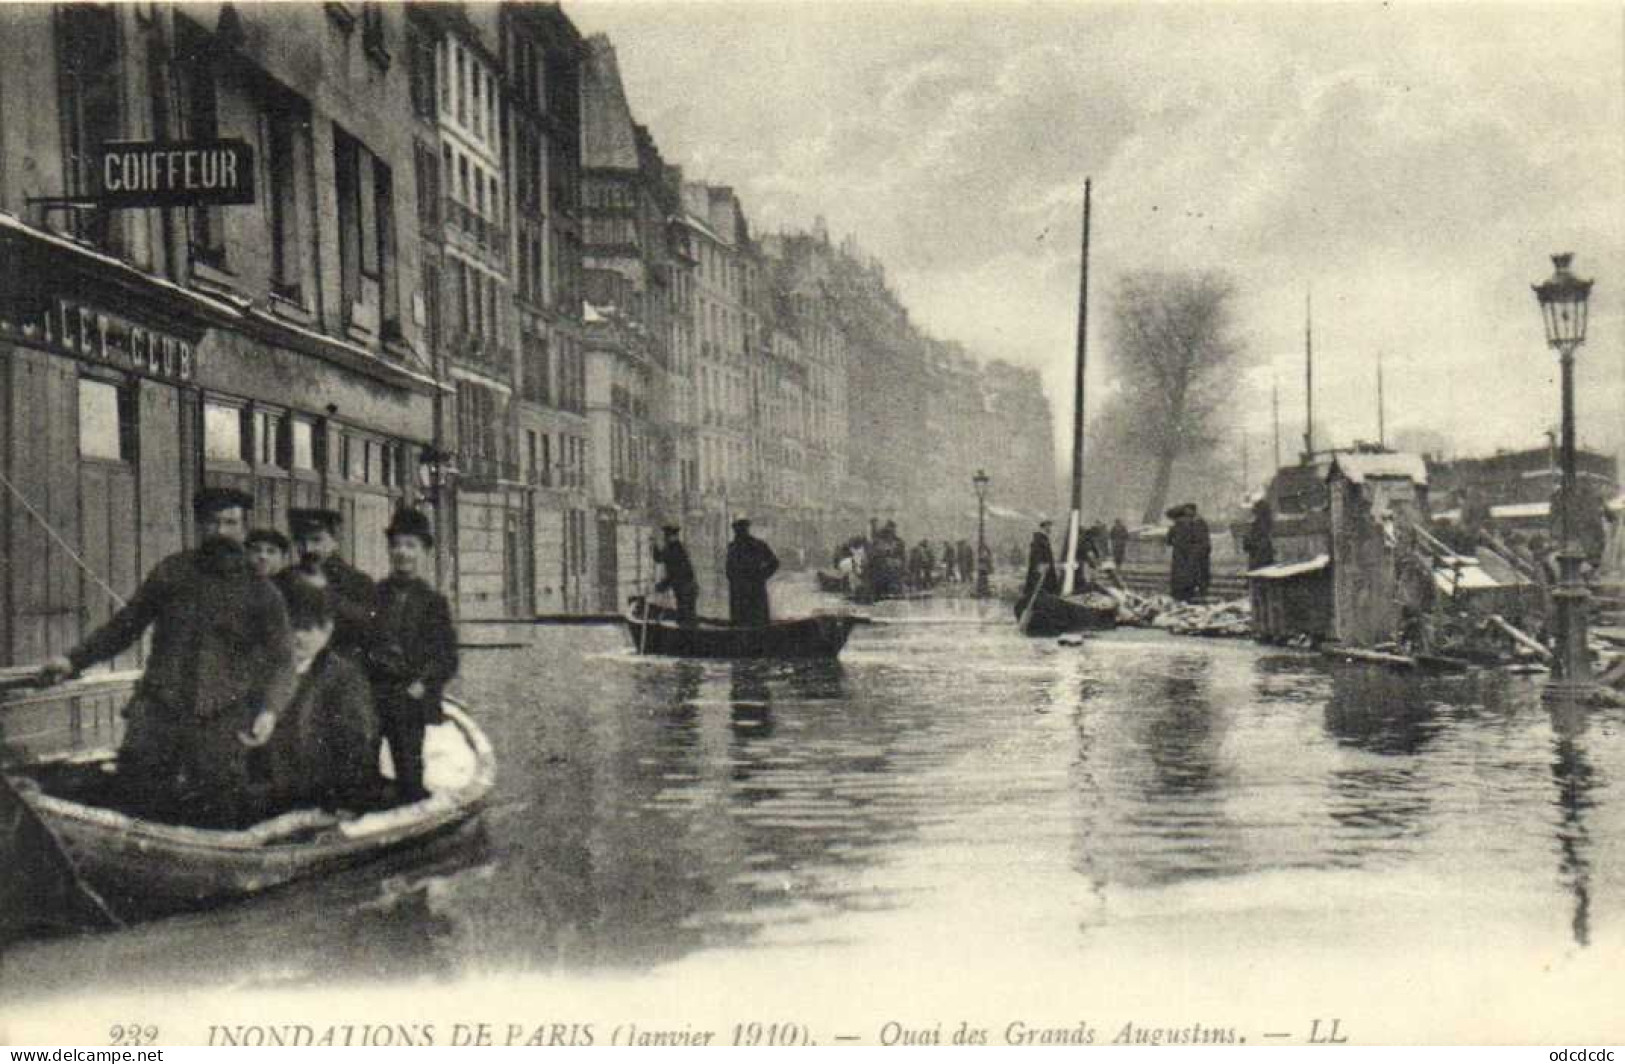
[
  {"xmin": 264, "ymin": 103, "xmax": 309, "ymax": 302},
  {"xmin": 291, "ymin": 418, "xmax": 315, "ymax": 470},
  {"xmin": 56, "ymin": 4, "xmax": 122, "ymax": 251},
  {"xmin": 254, "ymin": 409, "xmax": 285, "ymax": 467},
  {"xmin": 408, "ymin": 23, "xmax": 437, "ymax": 119},
  {"xmin": 361, "ymin": 3, "xmax": 389, "ymax": 68},
  {"xmin": 204, "ymin": 402, "xmax": 247, "ymax": 463},
  {"xmin": 334, "ymin": 127, "xmax": 396, "ymax": 336},
  {"xmin": 78, "ymin": 378, "xmax": 135, "ymax": 462},
  {"xmin": 175, "ymin": 19, "xmax": 224, "ymax": 268},
  {"xmin": 454, "ymin": 45, "xmax": 466, "ymax": 126},
  {"xmin": 414, "ymin": 141, "xmax": 441, "ymax": 228}
]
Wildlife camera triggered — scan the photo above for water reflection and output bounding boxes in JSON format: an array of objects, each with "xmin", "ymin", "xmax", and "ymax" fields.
[
  {"xmin": 1549, "ymin": 703, "xmax": 1595, "ymax": 948},
  {"xmin": 1320, "ymin": 667, "xmax": 1439, "ymax": 857},
  {"xmin": 5, "ymin": 610, "xmax": 1622, "ymax": 998}
]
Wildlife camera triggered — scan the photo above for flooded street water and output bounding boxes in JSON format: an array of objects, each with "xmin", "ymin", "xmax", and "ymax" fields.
[{"xmin": 5, "ymin": 582, "xmax": 1624, "ymax": 1039}]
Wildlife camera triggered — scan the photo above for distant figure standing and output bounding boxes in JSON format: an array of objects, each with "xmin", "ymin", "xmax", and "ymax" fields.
[
  {"xmin": 956, "ymin": 539, "xmax": 974, "ymax": 586},
  {"xmin": 1242, "ymin": 498, "xmax": 1276, "ymax": 571},
  {"xmin": 726, "ymin": 517, "xmax": 780, "ymax": 626},
  {"xmin": 654, "ymin": 524, "xmax": 699, "ymax": 627},
  {"xmin": 1109, "ymin": 518, "xmax": 1130, "ymax": 568},
  {"xmin": 941, "ymin": 539, "xmax": 958, "ymax": 583},
  {"xmin": 1167, "ymin": 503, "xmax": 1213, "ymax": 602}
]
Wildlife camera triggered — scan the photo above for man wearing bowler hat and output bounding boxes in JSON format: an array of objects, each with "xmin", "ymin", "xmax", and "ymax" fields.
[
  {"xmin": 725, "ymin": 515, "xmax": 779, "ymax": 627},
  {"xmin": 40, "ymin": 486, "xmax": 296, "ymax": 826},
  {"xmin": 282, "ymin": 507, "xmax": 376, "ymax": 659},
  {"xmin": 653, "ymin": 523, "xmax": 699, "ymax": 627},
  {"xmin": 368, "ymin": 507, "xmax": 458, "ymax": 803}
]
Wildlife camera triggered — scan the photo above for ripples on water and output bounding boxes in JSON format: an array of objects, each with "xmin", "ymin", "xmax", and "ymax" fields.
[{"xmin": 7, "ymin": 593, "xmax": 1623, "ymax": 996}]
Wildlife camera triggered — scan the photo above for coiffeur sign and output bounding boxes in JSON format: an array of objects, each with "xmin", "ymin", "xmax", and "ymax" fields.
[{"xmin": 91, "ymin": 139, "xmax": 256, "ymax": 208}]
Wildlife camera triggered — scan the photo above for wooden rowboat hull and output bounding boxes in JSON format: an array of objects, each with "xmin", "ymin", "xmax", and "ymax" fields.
[
  {"xmin": 624, "ymin": 611, "xmax": 858, "ymax": 659},
  {"xmin": 6, "ymin": 702, "xmax": 495, "ymax": 921},
  {"xmin": 1018, "ymin": 589, "xmax": 1119, "ymax": 637}
]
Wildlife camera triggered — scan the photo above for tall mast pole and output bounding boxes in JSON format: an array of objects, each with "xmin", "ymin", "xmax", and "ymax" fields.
[
  {"xmin": 1303, "ymin": 287, "xmax": 1314, "ymax": 461},
  {"xmin": 1272, "ymin": 377, "xmax": 1281, "ymax": 471},
  {"xmin": 1060, "ymin": 179, "xmax": 1091, "ymax": 598},
  {"xmin": 1071, "ymin": 179, "xmax": 1090, "ymax": 517},
  {"xmin": 1377, "ymin": 351, "xmax": 1386, "ymax": 448}
]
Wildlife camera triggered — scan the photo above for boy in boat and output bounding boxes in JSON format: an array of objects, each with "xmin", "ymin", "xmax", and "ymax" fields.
[
  {"xmin": 246, "ymin": 528, "xmax": 291, "ymax": 580},
  {"xmin": 241, "ymin": 581, "xmax": 380, "ymax": 817},
  {"xmin": 39, "ymin": 487, "xmax": 296, "ymax": 827},
  {"xmin": 279, "ymin": 508, "xmax": 377, "ymax": 661},
  {"xmin": 367, "ymin": 508, "xmax": 459, "ymax": 804}
]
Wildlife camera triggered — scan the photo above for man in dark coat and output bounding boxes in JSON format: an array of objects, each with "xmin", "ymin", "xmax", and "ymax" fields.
[
  {"xmin": 1021, "ymin": 518, "xmax": 1061, "ymax": 610},
  {"xmin": 654, "ymin": 524, "xmax": 699, "ymax": 626},
  {"xmin": 1167, "ymin": 504, "xmax": 1213, "ymax": 602},
  {"xmin": 956, "ymin": 539, "xmax": 975, "ymax": 587},
  {"xmin": 368, "ymin": 508, "xmax": 460, "ymax": 804},
  {"xmin": 40, "ymin": 487, "xmax": 295, "ymax": 826},
  {"xmin": 1109, "ymin": 518, "xmax": 1130, "ymax": 568},
  {"xmin": 725, "ymin": 517, "xmax": 780, "ymax": 626},
  {"xmin": 1242, "ymin": 498, "xmax": 1276, "ymax": 571},
  {"xmin": 280, "ymin": 508, "xmax": 376, "ymax": 661},
  {"xmin": 242, "ymin": 581, "xmax": 379, "ymax": 818}
]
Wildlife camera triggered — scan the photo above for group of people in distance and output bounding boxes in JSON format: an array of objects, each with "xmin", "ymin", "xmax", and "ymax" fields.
[
  {"xmin": 39, "ymin": 488, "xmax": 457, "ymax": 829},
  {"xmin": 649, "ymin": 515, "xmax": 780, "ymax": 627}
]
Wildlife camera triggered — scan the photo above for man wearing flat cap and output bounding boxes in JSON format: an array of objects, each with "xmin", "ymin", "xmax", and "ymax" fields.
[
  {"xmin": 40, "ymin": 486, "xmax": 296, "ymax": 826},
  {"xmin": 280, "ymin": 507, "xmax": 376, "ymax": 660},
  {"xmin": 653, "ymin": 524, "xmax": 699, "ymax": 627},
  {"xmin": 368, "ymin": 508, "xmax": 458, "ymax": 803},
  {"xmin": 725, "ymin": 516, "xmax": 779, "ymax": 627}
]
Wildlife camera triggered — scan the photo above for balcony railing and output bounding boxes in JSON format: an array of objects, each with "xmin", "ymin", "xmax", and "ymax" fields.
[
  {"xmin": 457, "ymin": 451, "xmax": 519, "ymax": 485},
  {"xmin": 444, "ymin": 198, "xmax": 508, "ymax": 265}
]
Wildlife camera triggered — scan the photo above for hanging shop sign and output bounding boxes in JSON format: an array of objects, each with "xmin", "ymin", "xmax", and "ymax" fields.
[{"xmin": 91, "ymin": 139, "xmax": 256, "ymax": 208}]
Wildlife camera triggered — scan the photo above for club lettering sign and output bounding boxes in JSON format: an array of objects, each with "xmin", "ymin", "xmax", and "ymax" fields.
[{"xmin": 92, "ymin": 139, "xmax": 256, "ymax": 208}]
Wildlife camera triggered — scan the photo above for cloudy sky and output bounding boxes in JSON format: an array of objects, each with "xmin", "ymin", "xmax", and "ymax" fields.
[{"xmin": 570, "ymin": 1, "xmax": 1624, "ymax": 472}]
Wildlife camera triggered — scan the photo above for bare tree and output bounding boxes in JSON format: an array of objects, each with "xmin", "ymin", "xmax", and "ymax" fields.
[{"xmin": 1105, "ymin": 270, "xmax": 1248, "ymax": 524}]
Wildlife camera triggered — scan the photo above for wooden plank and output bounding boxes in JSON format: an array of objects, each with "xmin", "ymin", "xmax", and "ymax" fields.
[
  {"xmin": 137, "ymin": 381, "xmax": 184, "ymax": 574},
  {"xmin": 107, "ymin": 471, "xmax": 139, "ymax": 670}
]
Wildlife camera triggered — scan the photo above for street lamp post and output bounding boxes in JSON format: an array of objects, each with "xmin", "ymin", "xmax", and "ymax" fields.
[
  {"xmin": 973, "ymin": 469, "xmax": 991, "ymax": 598},
  {"xmin": 1532, "ymin": 253, "xmax": 1596, "ymax": 701}
]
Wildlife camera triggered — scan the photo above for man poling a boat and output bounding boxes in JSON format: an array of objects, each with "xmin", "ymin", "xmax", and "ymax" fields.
[
  {"xmin": 653, "ymin": 523, "xmax": 699, "ymax": 627},
  {"xmin": 37, "ymin": 486, "xmax": 298, "ymax": 828},
  {"xmin": 1017, "ymin": 518, "xmax": 1061, "ymax": 616}
]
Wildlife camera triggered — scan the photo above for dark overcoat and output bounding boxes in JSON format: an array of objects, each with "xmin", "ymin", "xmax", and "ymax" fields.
[
  {"xmin": 370, "ymin": 574, "xmax": 460, "ymax": 725},
  {"xmin": 726, "ymin": 534, "xmax": 780, "ymax": 626},
  {"xmin": 253, "ymin": 648, "xmax": 379, "ymax": 816}
]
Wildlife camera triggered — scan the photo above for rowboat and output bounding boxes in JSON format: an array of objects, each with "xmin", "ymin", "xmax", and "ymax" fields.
[
  {"xmin": 3, "ymin": 699, "xmax": 495, "ymax": 923},
  {"xmin": 624, "ymin": 600, "xmax": 860, "ymax": 660},
  {"xmin": 1016, "ymin": 588, "xmax": 1119, "ymax": 637}
]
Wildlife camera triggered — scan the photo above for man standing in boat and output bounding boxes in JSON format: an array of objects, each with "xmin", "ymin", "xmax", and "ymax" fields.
[
  {"xmin": 280, "ymin": 508, "xmax": 376, "ymax": 660},
  {"xmin": 368, "ymin": 508, "xmax": 459, "ymax": 804},
  {"xmin": 38, "ymin": 487, "xmax": 296, "ymax": 826},
  {"xmin": 1021, "ymin": 518, "xmax": 1061, "ymax": 609},
  {"xmin": 654, "ymin": 523, "xmax": 699, "ymax": 627},
  {"xmin": 726, "ymin": 516, "xmax": 780, "ymax": 627}
]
